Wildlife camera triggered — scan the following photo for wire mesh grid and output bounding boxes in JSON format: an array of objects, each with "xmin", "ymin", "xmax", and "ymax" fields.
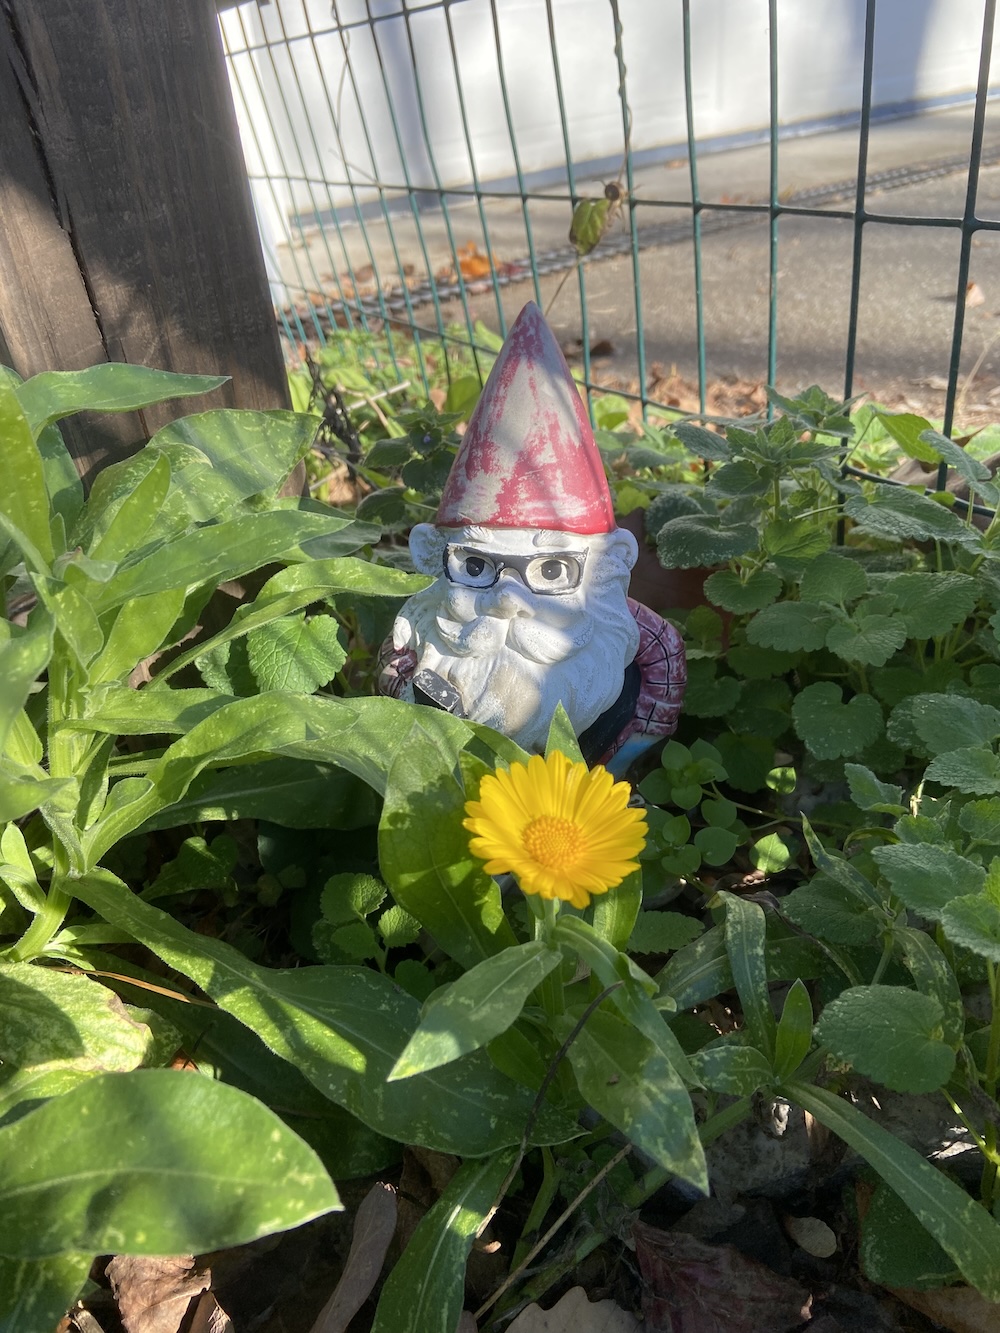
[{"xmin": 219, "ymin": 0, "xmax": 1000, "ymax": 461}]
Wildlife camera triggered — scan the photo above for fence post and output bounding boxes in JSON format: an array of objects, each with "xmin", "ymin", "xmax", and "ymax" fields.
[{"xmin": 0, "ymin": 0, "xmax": 289, "ymax": 486}]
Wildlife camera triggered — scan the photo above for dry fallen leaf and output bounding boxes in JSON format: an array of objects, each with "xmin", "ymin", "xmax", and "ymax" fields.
[
  {"xmin": 187, "ymin": 1292, "xmax": 234, "ymax": 1333},
  {"xmin": 309, "ymin": 1182, "xmax": 398, "ymax": 1333},
  {"xmin": 966, "ymin": 281, "xmax": 986, "ymax": 307},
  {"xmin": 106, "ymin": 1256, "xmax": 211, "ymax": 1333},
  {"xmin": 890, "ymin": 1283, "xmax": 1000, "ymax": 1333},
  {"xmin": 633, "ymin": 1221, "xmax": 813, "ymax": 1333},
  {"xmin": 507, "ymin": 1285, "xmax": 640, "ymax": 1332}
]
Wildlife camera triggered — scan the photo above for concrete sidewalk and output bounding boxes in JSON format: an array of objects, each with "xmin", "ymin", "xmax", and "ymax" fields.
[{"xmin": 278, "ymin": 102, "xmax": 1000, "ymax": 424}]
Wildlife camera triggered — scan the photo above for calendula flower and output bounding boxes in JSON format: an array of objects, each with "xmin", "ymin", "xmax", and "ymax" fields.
[{"xmin": 463, "ymin": 750, "xmax": 647, "ymax": 908}]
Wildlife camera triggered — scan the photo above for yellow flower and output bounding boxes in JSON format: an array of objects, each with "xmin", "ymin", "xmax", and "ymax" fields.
[{"xmin": 463, "ymin": 750, "xmax": 647, "ymax": 908}]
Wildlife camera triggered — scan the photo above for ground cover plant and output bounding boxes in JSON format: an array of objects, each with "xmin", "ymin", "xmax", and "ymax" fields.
[{"xmin": 7, "ymin": 345, "xmax": 1000, "ymax": 1330}]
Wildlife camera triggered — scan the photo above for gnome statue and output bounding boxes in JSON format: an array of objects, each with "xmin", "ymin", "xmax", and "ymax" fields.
[{"xmin": 378, "ymin": 302, "xmax": 685, "ymax": 773}]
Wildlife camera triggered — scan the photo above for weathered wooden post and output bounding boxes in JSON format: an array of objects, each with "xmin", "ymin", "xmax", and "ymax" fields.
[{"xmin": 0, "ymin": 0, "xmax": 289, "ymax": 486}]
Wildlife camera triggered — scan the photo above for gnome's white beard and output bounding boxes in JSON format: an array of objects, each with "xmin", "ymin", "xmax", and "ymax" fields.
[{"xmin": 396, "ymin": 579, "xmax": 638, "ymax": 753}]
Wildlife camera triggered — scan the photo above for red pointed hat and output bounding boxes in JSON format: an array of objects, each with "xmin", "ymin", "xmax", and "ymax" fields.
[{"xmin": 435, "ymin": 302, "xmax": 616, "ymax": 534}]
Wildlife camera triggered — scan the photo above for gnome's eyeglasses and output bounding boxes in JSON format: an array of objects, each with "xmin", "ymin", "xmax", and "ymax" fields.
[{"xmin": 443, "ymin": 545, "xmax": 586, "ymax": 595}]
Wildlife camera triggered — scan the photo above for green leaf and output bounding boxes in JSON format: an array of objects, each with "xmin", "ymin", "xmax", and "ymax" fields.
[
  {"xmin": 390, "ymin": 942, "xmax": 561, "ymax": 1078},
  {"xmin": 559, "ymin": 1002, "xmax": 708, "ymax": 1191},
  {"xmin": 16, "ymin": 365, "xmax": 226, "ymax": 435},
  {"xmin": 694, "ymin": 826, "xmax": 739, "ymax": 867},
  {"xmin": 681, "ymin": 660, "xmax": 742, "ymax": 718},
  {"xmin": 844, "ymin": 763, "xmax": 905, "ymax": 814},
  {"xmin": 815, "ymin": 985, "xmax": 954, "ymax": 1092},
  {"xmin": 377, "ymin": 905, "xmax": 421, "ymax": 949},
  {"xmin": 879, "ymin": 571, "xmax": 979, "ymax": 638},
  {"xmin": 0, "ymin": 377, "xmax": 54, "ymax": 566},
  {"xmin": 544, "ymin": 701, "xmax": 585, "ymax": 765},
  {"xmin": 746, "ymin": 601, "xmax": 837, "ymax": 652},
  {"xmin": 0, "ymin": 612, "xmax": 53, "ymax": 755},
  {"xmin": 0, "ymin": 1253, "xmax": 94, "ymax": 1333},
  {"xmin": 713, "ymin": 732, "xmax": 775, "ymax": 793},
  {"xmin": 844, "ymin": 487, "xmax": 980, "ymax": 547},
  {"xmin": 379, "ymin": 726, "xmax": 519, "ymax": 970},
  {"xmin": 924, "ymin": 747, "xmax": 1000, "ymax": 795},
  {"xmin": 89, "ymin": 590, "xmax": 187, "ymax": 686},
  {"xmin": 89, "ymin": 451, "xmax": 172, "ymax": 564},
  {"xmin": 0, "ymin": 1068, "xmax": 338, "ymax": 1259},
  {"xmin": 799, "ymin": 552, "xmax": 868, "ymax": 605},
  {"xmin": 569, "ymin": 196, "xmax": 612, "ymax": 255},
  {"xmin": 245, "ymin": 613, "xmax": 346, "ymax": 693},
  {"xmin": 627, "ymin": 910, "xmax": 703, "ymax": 955},
  {"xmin": 655, "ymin": 515, "xmax": 757, "ymax": 569},
  {"xmin": 320, "ymin": 872, "xmax": 386, "ymax": 924},
  {"xmin": 703, "ymin": 569, "xmax": 782, "ymax": 613},
  {"xmin": 762, "ymin": 517, "xmax": 830, "ymax": 566},
  {"xmin": 787, "ymin": 1079, "xmax": 1000, "ymax": 1300},
  {"xmin": 873, "ymin": 410, "xmax": 940, "ymax": 463},
  {"xmin": 591, "ymin": 867, "xmax": 642, "ymax": 950},
  {"xmin": 36, "ymin": 423, "xmax": 84, "ymax": 537},
  {"xmin": 872, "ymin": 843, "xmax": 985, "ymax": 921},
  {"xmin": 672, "ymin": 422, "xmax": 732, "ymax": 462},
  {"xmin": 826, "ymin": 612, "xmax": 908, "ymax": 667},
  {"xmin": 902, "ymin": 694, "xmax": 1000, "ymax": 757},
  {"xmin": 921, "ymin": 428, "xmax": 1000, "ymax": 503},
  {"xmin": 774, "ymin": 979, "xmax": 813, "ymax": 1080},
  {"xmin": 861, "ymin": 1180, "xmax": 959, "ymax": 1290},
  {"xmin": 940, "ymin": 894, "xmax": 1000, "ymax": 962},
  {"xmin": 719, "ymin": 893, "xmax": 774, "ymax": 1060},
  {"xmin": 94, "ymin": 510, "xmax": 356, "ymax": 611},
  {"xmin": 896, "ymin": 926, "xmax": 965, "ymax": 1049},
  {"xmin": 71, "ymin": 871, "xmax": 566, "ymax": 1156},
  {"xmin": 783, "ymin": 874, "xmax": 881, "ymax": 945},
  {"xmin": 961, "ymin": 798, "xmax": 1000, "ymax": 846},
  {"xmin": 688, "ymin": 1040, "xmax": 772, "ymax": 1096},
  {"xmin": 371, "ymin": 1152, "xmax": 513, "ymax": 1333},
  {"xmin": 792, "ymin": 682, "xmax": 883, "ymax": 760},
  {"xmin": 705, "ymin": 459, "xmax": 770, "ymax": 500}
]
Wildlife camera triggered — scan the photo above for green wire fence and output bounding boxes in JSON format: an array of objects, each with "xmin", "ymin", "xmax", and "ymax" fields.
[{"xmin": 219, "ymin": 0, "xmax": 1000, "ymax": 451}]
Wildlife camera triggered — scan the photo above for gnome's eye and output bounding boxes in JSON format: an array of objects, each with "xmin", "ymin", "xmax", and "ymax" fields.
[
  {"xmin": 524, "ymin": 555, "xmax": 582, "ymax": 593},
  {"xmin": 445, "ymin": 547, "xmax": 497, "ymax": 588}
]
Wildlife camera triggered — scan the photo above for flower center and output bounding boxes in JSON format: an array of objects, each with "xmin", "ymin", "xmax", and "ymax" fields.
[{"xmin": 521, "ymin": 815, "xmax": 586, "ymax": 869}]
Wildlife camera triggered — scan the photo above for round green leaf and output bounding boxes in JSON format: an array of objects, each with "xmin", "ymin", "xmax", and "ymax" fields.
[
  {"xmin": 703, "ymin": 568, "xmax": 782, "ymax": 613},
  {"xmin": 941, "ymin": 894, "xmax": 1000, "ymax": 962},
  {"xmin": 871, "ymin": 843, "xmax": 985, "ymax": 922},
  {"xmin": 791, "ymin": 682, "xmax": 883, "ymax": 760},
  {"xmin": 694, "ymin": 825, "xmax": 739, "ymax": 867},
  {"xmin": 815, "ymin": 985, "xmax": 954, "ymax": 1093}
]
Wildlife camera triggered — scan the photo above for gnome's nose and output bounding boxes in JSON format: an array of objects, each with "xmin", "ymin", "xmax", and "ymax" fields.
[{"xmin": 482, "ymin": 574, "xmax": 533, "ymax": 619}]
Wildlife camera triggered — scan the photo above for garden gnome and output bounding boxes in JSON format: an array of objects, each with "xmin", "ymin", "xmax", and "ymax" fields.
[{"xmin": 378, "ymin": 301, "xmax": 685, "ymax": 773}]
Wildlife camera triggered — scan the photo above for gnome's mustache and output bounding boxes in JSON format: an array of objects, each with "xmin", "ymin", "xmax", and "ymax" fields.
[{"xmin": 433, "ymin": 610, "xmax": 584, "ymax": 664}]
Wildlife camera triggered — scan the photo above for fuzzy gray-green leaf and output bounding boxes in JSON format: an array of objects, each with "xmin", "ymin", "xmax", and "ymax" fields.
[{"xmin": 815, "ymin": 985, "xmax": 954, "ymax": 1093}]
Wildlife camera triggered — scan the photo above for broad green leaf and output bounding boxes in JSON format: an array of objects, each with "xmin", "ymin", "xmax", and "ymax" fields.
[
  {"xmin": 681, "ymin": 660, "xmax": 742, "ymax": 717},
  {"xmin": 36, "ymin": 423, "xmax": 84, "ymax": 537},
  {"xmin": 844, "ymin": 487, "xmax": 980, "ymax": 547},
  {"xmin": 672, "ymin": 422, "xmax": 732, "ymax": 462},
  {"xmin": 940, "ymin": 894, "xmax": 1000, "ymax": 962},
  {"xmin": 873, "ymin": 410, "xmax": 940, "ymax": 463},
  {"xmin": 703, "ymin": 569, "xmax": 782, "ymax": 613},
  {"xmin": 860, "ymin": 1180, "xmax": 959, "ymax": 1291},
  {"xmin": 16, "ymin": 366, "xmax": 226, "ymax": 435},
  {"xmin": 844, "ymin": 763, "xmax": 905, "ymax": 814},
  {"xmin": 655, "ymin": 515, "xmax": 757, "ymax": 569},
  {"xmin": 0, "ymin": 1069, "xmax": 338, "ymax": 1259},
  {"xmin": 246, "ymin": 613, "xmax": 346, "ymax": 693},
  {"xmin": 140, "ymin": 758, "xmax": 380, "ymax": 832},
  {"xmin": 747, "ymin": 601, "xmax": 837, "ymax": 652},
  {"xmin": 93, "ymin": 510, "xmax": 357, "ymax": 611},
  {"xmin": 657, "ymin": 923, "xmax": 827, "ymax": 1010},
  {"xmin": 89, "ymin": 589, "xmax": 187, "ymax": 686},
  {"xmin": 901, "ymin": 694, "xmax": 1000, "ymax": 756},
  {"xmin": 0, "ymin": 377, "xmax": 54, "ymax": 565},
  {"xmin": 799, "ymin": 552, "xmax": 867, "ymax": 605},
  {"xmin": 377, "ymin": 905, "xmax": 421, "ymax": 949},
  {"xmin": 36, "ymin": 580, "xmax": 103, "ymax": 667},
  {"xmin": 774, "ymin": 979, "xmax": 813, "ymax": 1080},
  {"xmin": 389, "ymin": 941, "xmax": 561, "ymax": 1078},
  {"xmin": 627, "ymin": 909, "xmax": 703, "ymax": 955},
  {"xmin": 544, "ymin": 701, "xmax": 585, "ymax": 764},
  {"xmin": 592, "ymin": 867, "xmax": 642, "ymax": 950},
  {"xmin": 872, "ymin": 843, "xmax": 985, "ymax": 921},
  {"xmin": 89, "ymin": 451, "xmax": 171, "ymax": 564},
  {"xmin": 826, "ymin": 612, "xmax": 908, "ymax": 667},
  {"xmin": 70, "ymin": 871, "xmax": 570, "ymax": 1155},
  {"xmin": 569, "ymin": 196, "xmax": 612, "ymax": 255},
  {"xmin": 921, "ymin": 428, "xmax": 1000, "ymax": 504},
  {"xmin": 924, "ymin": 747, "xmax": 1000, "ymax": 795},
  {"xmin": 705, "ymin": 459, "xmax": 771, "ymax": 499},
  {"xmin": 0, "ymin": 1253, "xmax": 94, "ymax": 1333},
  {"xmin": 788, "ymin": 1079, "xmax": 1000, "ymax": 1299},
  {"xmin": 320, "ymin": 872, "xmax": 386, "ymax": 924},
  {"xmin": 783, "ymin": 875, "xmax": 881, "ymax": 945},
  {"xmin": 0, "ymin": 611, "xmax": 53, "ymax": 755},
  {"xmin": 379, "ymin": 725, "xmax": 519, "ymax": 970},
  {"xmin": 559, "ymin": 1003, "xmax": 708, "ymax": 1191},
  {"xmin": 688, "ymin": 1040, "xmax": 772, "ymax": 1096},
  {"xmin": 0, "ymin": 766, "xmax": 73, "ymax": 824},
  {"xmin": 749, "ymin": 831, "xmax": 795, "ymax": 873},
  {"xmin": 791, "ymin": 682, "xmax": 883, "ymax": 760},
  {"xmin": 720, "ymin": 892, "xmax": 774, "ymax": 1060},
  {"xmin": 815, "ymin": 985, "xmax": 954, "ymax": 1093},
  {"xmin": 879, "ymin": 571, "xmax": 979, "ymax": 639},
  {"xmin": 371, "ymin": 1152, "xmax": 513, "ymax": 1333},
  {"xmin": 762, "ymin": 517, "xmax": 830, "ymax": 565},
  {"xmin": 960, "ymin": 798, "xmax": 1000, "ymax": 846}
]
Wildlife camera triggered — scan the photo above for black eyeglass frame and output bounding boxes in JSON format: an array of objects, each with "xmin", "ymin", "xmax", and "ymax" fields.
[{"xmin": 442, "ymin": 544, "xmax": 588, "ymax": 595}]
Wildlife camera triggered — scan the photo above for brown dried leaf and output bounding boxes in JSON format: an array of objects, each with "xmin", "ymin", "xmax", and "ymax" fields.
[
  {"xmin": 106, "ymin": 1256, "xmax": 210, "ymax": 1333},
  {"xmin": 890, "ymin": 1283, "xmax": 1000, "ymax": 1333},
  {"xmin": 309, "ymin": 1182, "xmax": 398, "ymax": 1333},
  {"xmin": 187, "ymin": 1293, "xmax": 234, "ymax": 1333},
  {"xmin": 966, "ymin": 281, "xmax": 986, "ymax": 308},
  {"xmin": 507, "ymin": 1286, "xmax": 640, "ymax": 1331},
  {"xmin": 632, "ymin": 1221, "xmax": 813, "ymax": 1333}
]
